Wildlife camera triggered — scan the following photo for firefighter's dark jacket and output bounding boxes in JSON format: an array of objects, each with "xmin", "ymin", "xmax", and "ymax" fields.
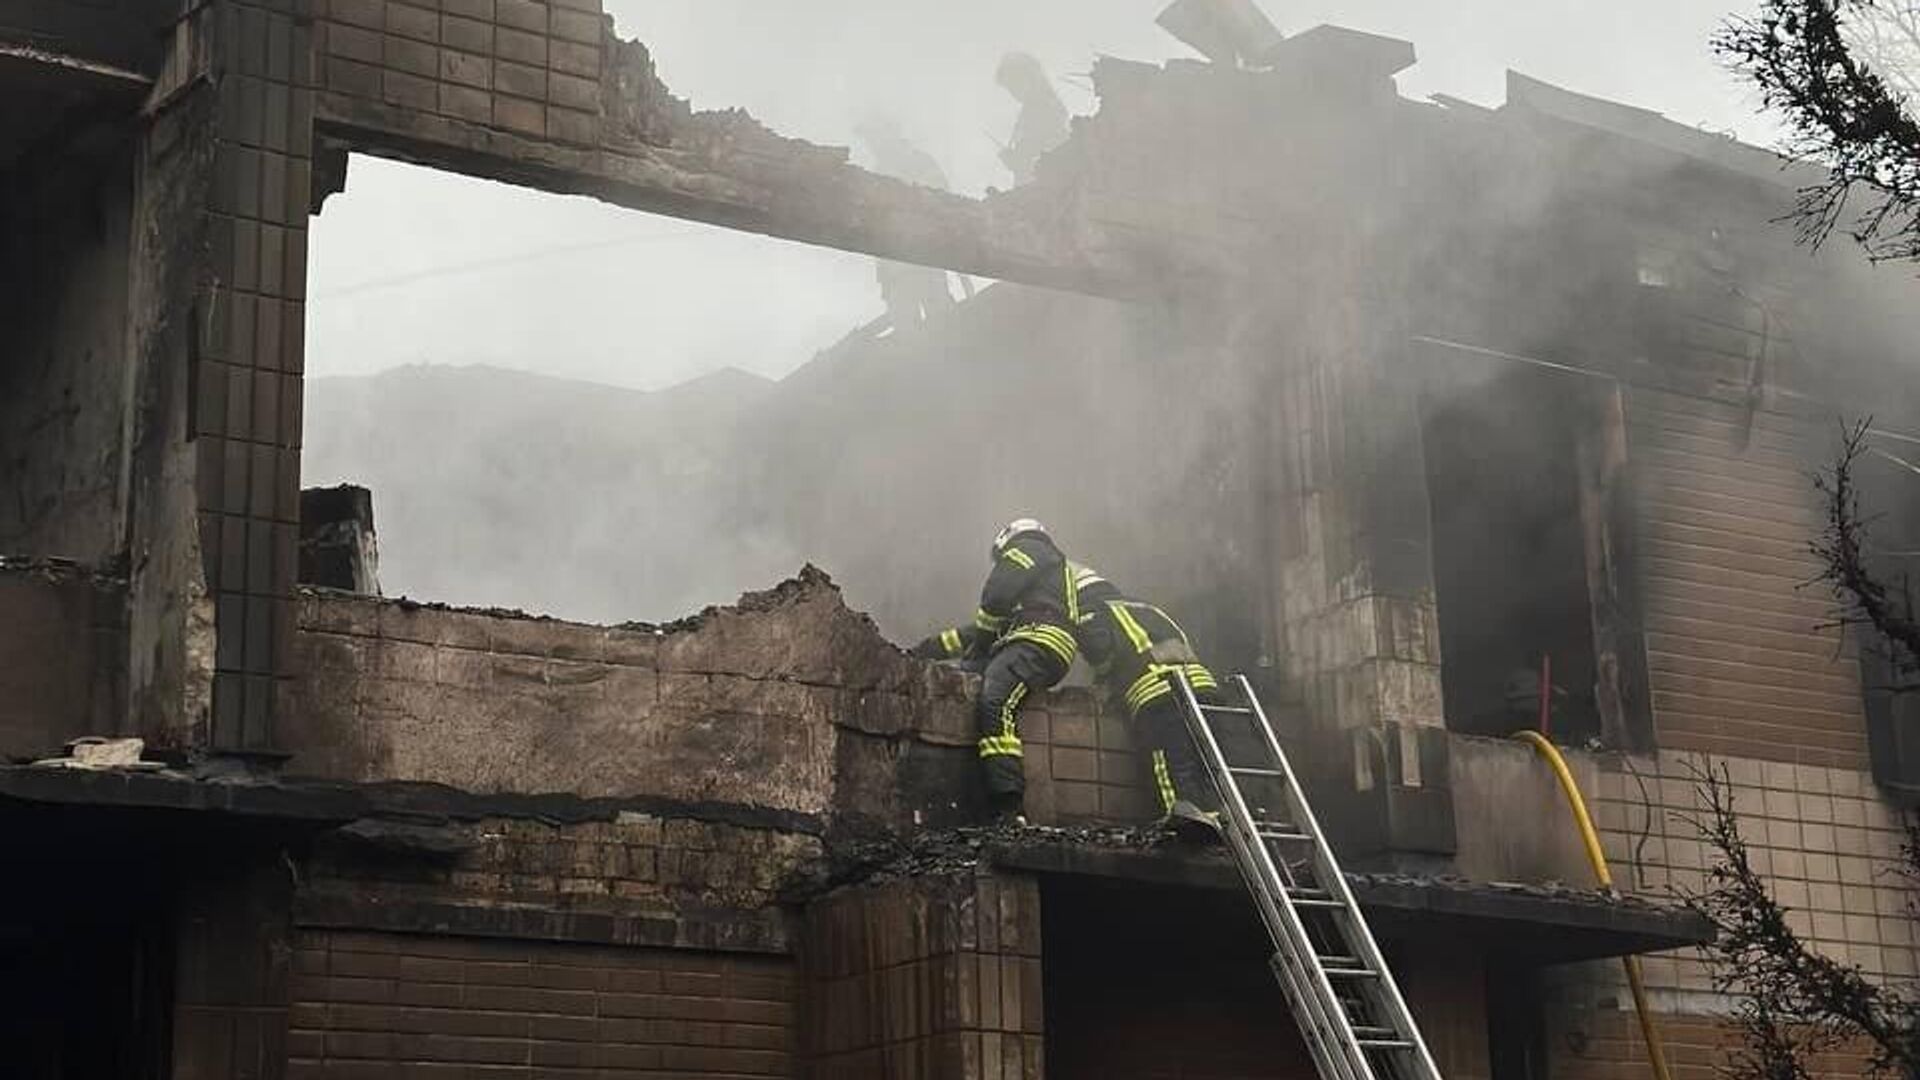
[
  {"xmin": 1071, "ymin": 568, "xmax": 1217, "ymax": 718},
  {"xmin": 911, "ymin": 534, "xmax": 1080, "ymax": 667}
]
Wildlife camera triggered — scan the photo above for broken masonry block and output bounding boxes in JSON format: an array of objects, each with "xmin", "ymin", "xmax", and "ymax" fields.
[{"xmin": 299, "ymin": 484, "xmax": 381, "ymax": 594}]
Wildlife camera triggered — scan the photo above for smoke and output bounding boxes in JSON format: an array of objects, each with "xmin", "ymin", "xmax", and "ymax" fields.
[{"xmin": 302, "ymin": 1, "xmax": 1920, "ymax": 673}]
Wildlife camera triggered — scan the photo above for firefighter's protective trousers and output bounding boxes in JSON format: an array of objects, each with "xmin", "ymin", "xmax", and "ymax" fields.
[
  {"xmin": 915, "ymin": 531, "xmax": 1084, "ymax": 811},
  {"xmin": 1075, "ymin": 587, "xmax": 1222, "ymax": 816},
  {"xmin": 1136, "ymin": 694, "xmax": 1218, "ymax": 816},
  {"xmin": 975, "ymin": 638, "xmax": 1071, "ymax": 807}
]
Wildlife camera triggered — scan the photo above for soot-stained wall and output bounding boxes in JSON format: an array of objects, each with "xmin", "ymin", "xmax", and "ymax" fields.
[
  {"xmin": 0, "ymin": 560, "xmax": 127, "ymax": 760},
  {"xmin": 284, "ymin": 568, "xmax": 1162, "ymax": 834},
  {"xmin": 0, "ymin": 144, "xmax": 135, "ymax": 565}
]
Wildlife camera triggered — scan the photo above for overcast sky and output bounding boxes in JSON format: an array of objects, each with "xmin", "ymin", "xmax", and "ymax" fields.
[{"xmin": 305, "ymin": 1, "xmax": 1774, "ymax": 392}]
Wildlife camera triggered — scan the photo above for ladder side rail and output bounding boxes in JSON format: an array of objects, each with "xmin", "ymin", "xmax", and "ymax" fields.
[
  {"xmin": 1218, "ymin": 799, "xmax": 1372, "ymax": 1080},
  {"xmin": 1176, "ymin": 673, "xmax": 1376, "ymax": 1080},
  {"xmin": 1235, "ymin": 675, "xmax": 1447, "ymax": 1080},
  {"xmin": 1178, "ymin": 675, "xmax": 1368, "ymax": 1080},
  {"xmin": 1273, "ymin": 949, "xmax": 1354, "ymax": 1080}
]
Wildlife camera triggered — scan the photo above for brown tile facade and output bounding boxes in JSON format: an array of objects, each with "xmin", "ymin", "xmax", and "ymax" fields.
[
  {"xmin": 313, "ymin": 0, "xmax": 608, "ymax": 148},
  {"xmin": 1595, "ymin": 752, "xmax": 1919, "ymax": 985},
  {"xmin": 1017, "ymin": 696, "xmax": 1159, "ymax": 827},
  {"xmin": 802, "ymin": 873, "xmax": 1044, "ymax": 1080},
  {"xmin": 289, "ymin": 931, "xmax": 796, "ymax": 1078},
  {"xmin": 1550, "ymin": 1008, "xmax": 1873, "ymax": 1080},
  {"xmin": 1627, "ymin": 388, "xmax": 1870, "ymax": 771},
  {"xmin": 196, "ymin": 0, "xmax": 318, "ymax": 749}
]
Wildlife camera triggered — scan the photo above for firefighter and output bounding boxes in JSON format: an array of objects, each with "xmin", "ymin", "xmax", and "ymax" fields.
[
  {"xmin": 911, "ymin": 519, "xmax": 1081, "ymax": 825},
  {"xmin": 854, "ymin": 117, "xmax": 957, "ymax": 328},
  {"xmin": 994, "ymin": 52, "xmax": 1069, "ymax": 186},
  {"xmin": 1069, "ymin": 563, "xmax": 1224, "ymax": 832}
]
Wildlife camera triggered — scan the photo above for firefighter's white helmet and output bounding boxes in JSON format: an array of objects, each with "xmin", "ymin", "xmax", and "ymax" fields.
[{"xmin": 992, "ymin": 518, "xmax": 1048, "ymax": 558}]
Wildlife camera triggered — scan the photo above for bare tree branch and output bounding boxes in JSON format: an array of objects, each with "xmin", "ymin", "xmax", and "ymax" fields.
[
  {"xmin": 1813, "ymin": 419, "xmax": 1920, "ymax": 665},
  {"xmin": 1684, "ymin": 764, "xmax": 1920, "ymax": 1077},
  {"xmin": 1716, "ymin": 1, "xmax": 1920, "ymax": 261}
]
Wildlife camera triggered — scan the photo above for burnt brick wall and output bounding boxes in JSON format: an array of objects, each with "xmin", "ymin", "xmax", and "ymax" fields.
[
  {"xmin": 291, "ymin": 814, "xmax": 809, "ymax": 1076},
  {"xmin": 801, "ymin": 873, "xmax": 1043, "ymax": 1080},
  {"xmin": 284, "ymin": 574, "xmax": 971, "ymax": 820},
  {"xmin": 288, "ymin": 930, "xmax": 796, "ymax": 1078},
  {"xmin": 284, "ymin": 574, "xmax": 1172, "ymax": 833},
  {"xmin": 303, "ymin": 815, "xmax": 819, "ymax": 954},
  {"xmin": 0, "ymin": 561, "xmax": 127, "ymax": 759}
]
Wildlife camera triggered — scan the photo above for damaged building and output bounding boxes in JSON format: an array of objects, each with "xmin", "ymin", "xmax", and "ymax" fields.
[{"xmin": 3, "ymin": 2, "xmax": 1918, "ymax": 1079}]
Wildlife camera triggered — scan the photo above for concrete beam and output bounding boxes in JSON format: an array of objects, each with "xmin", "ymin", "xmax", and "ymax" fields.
[
  {"xmin": 308, "ymin": 2, "xmax": 1174, "ymax": 300},
  {"xmin": 314, "ymin": 94, "xmax": 1166, "ymax": 299}
]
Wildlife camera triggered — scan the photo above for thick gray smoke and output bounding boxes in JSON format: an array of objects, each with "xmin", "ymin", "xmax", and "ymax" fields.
[{"xmin": 301, "ymin": 1, "xmax": 1915, "ymax": 668}]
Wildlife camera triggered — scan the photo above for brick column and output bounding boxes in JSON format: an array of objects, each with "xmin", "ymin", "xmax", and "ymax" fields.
[
  {"xmin": 1249, "ymin": 268, "xmax": 1456, "ymax": 863},
  {"xmin": 802, "ymin": 871, "xmax": 1045, "ymax": 1079},
  {"xmin": 127, "ymin": 0, "xmax": 315, "ymax": 752},
  {"xmin": 197, "ymin": 0, "xmax": 315, "ymax": 751}
]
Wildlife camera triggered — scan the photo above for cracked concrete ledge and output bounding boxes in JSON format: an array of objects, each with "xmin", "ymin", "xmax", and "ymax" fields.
[{"xmin": 805, "ymin": 820, "xmax": 1714, "ymax": 961}]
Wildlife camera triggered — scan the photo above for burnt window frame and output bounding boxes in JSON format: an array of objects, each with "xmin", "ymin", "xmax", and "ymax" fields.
[
  {"xmin": 1852, "ymin": 430, "xmax": 1920, "ymax": 804},
  {"xmin": 1411, "ymin": 344, "xmax": 1655, "ymax": 753}
]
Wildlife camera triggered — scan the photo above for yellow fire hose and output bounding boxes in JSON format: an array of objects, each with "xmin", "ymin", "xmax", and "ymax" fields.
[{"xmin": 1513, "ymin": 730, "xmax": 1674, "ymax": 1080}]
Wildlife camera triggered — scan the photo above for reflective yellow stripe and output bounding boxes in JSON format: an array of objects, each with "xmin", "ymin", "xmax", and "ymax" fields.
[
  {"xmin": 977, "ymin": 682, "xmax": 1028, "ymax": 759},
  {"xmin": 1123, "ymin": 661, "xmax": 1216, "ymax": 716},
  {"xmin": 1125, "ymin": 671, "xmax": 1158, "ymax": 705},
  {"xmin": 1005, "ymin": 624, "xmax": 1077, "ymax": 665},
  {"xmin": 1127, "ymin": 680, "xmax": 1172, "ymax": 713},
  {"xmin": 978, "ymin": 735, "xmax": 1023, "ymax": 758},
  {"xmin": 1125, "ymin": 667, "xmax": 1172, "ymax": 710},
  {"xmin": 1003, "ymin": 548, "xmax": 1035, "ymax": 570},
  {"xmin": 1006, "ymin": 624, "xmax": 1070, "ymax": 647},
  {"xmin": 1064, "ymin": 563, "xmax": 1079, "ymax": 624},
  {"xmin": 975, "ymin": 608, "xmax": 1008, "ymax": 632},
  {"xmin": 1151, "ymin": 750, "xmax": 1177, "ymax": 815},
  {"xmin": 1110, "ymin": 602, "xmax": 1153, "ymax": 654},
  {"xmin": 940, "ymin": 628, "xmax": 963, "ymax": 655}
]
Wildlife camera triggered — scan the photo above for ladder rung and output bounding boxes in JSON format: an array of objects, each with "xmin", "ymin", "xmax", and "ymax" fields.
[
  {"xmin": 1188, "ymin": 677, "xmax": 1436, "ymax": 1077},
  {"xmin": 1320, "ymin": 955, "xmax": 1377, "ymax": 975},
  {"xmin": 1256, "ymin": 827, "xmax": 1311, "ymax": 843},
  {"xmin": 1322, "ymin": 964, "xmax": 1379, "ymax": 979}
]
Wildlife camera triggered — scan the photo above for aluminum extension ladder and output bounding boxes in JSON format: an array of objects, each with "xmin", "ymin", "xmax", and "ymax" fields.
[{"xmin": 1174, "ymin": 673, "xmax": 1444, "ymax": 1080}]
